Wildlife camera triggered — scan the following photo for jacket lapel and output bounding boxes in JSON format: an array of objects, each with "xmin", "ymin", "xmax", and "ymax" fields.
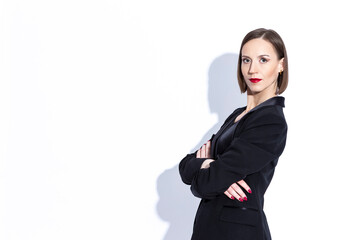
[
  {"xmin": 211, "ymin": 96, "xmax": 285, "ymax": 158},
  {"xmin": 246, "ymin": 96, "xmax": 285, "ymax": 114}
]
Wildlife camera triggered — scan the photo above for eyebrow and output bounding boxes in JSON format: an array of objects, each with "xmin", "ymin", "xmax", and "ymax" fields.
[{"xmin": 241, "ymin": 54, "xmax": 270, "ymax": 58}]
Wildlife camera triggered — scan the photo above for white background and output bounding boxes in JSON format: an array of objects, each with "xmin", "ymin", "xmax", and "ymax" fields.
[{"xmin": 1, "ymin": 0, "xmax": 359, "ymax": 239}]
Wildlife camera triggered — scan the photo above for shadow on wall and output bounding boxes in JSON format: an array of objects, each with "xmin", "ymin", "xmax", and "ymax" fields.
[{"xmin": 156, "ymin": 53, "xmax": 247, "ymax": 240}]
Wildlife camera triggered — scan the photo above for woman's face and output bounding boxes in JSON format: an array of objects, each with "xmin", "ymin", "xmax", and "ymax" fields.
[{"xmin": 241, "ymin": 38, "xmax": 284, "ymax": 95}]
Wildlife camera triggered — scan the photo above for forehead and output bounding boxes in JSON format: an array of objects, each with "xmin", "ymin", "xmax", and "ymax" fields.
[{"xmin": 241, "ymin": 38, "xmax": 276, "ymax": 57}]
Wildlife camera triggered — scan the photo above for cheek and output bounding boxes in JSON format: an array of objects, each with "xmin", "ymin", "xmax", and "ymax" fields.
[{"xmin": 264, "ymin": 65, "xmax": 279, "ymax": 79}]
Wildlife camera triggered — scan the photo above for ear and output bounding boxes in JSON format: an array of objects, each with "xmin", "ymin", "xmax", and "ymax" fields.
[{"xmin": 278, "ymin": 58, "xmax": 284, "ymax": 72}]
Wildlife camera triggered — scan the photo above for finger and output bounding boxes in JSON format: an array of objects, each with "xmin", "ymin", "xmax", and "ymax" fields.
[
  {"xmin": 196, "ymin": 149, "xmax": 200, "ymax": 158},
  {"xmin": 224, "ymin": 184, "xmax": 242, "ymax": 202},
  {"xmin": 200, "ymin": 144, "xmax": 206, "ymax": 158},
  {"xmin": 224, "ymin": 190, "xmax": 235, "ymax": 200},
  {"xmin": 237, "ymin": 180, "xmax": 252, "ymax": 194},
  {"xmin": 230, "ymin": 183, "xmax": 248, "ymax": 201},
  {"xmin": 205, "ymin": 141, "xmax": 211, "ymax": 158}
]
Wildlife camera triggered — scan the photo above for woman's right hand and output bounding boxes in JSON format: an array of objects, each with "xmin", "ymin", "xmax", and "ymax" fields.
[{"xmin": 224, "ymin": 180, "xmax": 252, "ymax": 202}]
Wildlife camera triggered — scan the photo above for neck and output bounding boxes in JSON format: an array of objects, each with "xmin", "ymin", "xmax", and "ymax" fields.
[{"xmin": 245, "ymin": 90, "xmax": 277, "ymax": 112}]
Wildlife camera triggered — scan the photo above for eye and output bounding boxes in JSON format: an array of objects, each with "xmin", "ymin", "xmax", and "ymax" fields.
[
  {"xmin": 260, "ymin": 58, "xmax": 268, "ymax": 63},
  {"xmin": 242, "ymin": 58, "xmax": 251, "ymax": 64}
]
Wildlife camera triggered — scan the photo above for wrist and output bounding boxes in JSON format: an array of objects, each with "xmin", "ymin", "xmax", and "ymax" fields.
[{"xmin": 200, "ymin": 159, "xmax": 214, "ymax": 169}]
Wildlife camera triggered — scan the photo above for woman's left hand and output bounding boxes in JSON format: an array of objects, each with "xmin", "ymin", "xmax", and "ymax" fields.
[{"xmin": 196, "ymin": 140, "xmax": 214, "ymax": 169}]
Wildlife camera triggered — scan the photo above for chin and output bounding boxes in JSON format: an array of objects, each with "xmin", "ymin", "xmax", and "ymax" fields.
[{"xmin": 247, "ymin": 87, "xmax": 264, "ymax": 95}]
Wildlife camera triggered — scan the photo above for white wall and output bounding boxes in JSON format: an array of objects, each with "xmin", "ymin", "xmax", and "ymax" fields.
[{"xmin": 1, "ymin": 0, "xmax": 359, "ymax": 239}]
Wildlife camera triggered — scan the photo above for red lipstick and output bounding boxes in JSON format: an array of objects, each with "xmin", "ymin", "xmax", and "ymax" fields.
[{"xmin": 250, "ymin": 78, "xmax": 262, "ymax": 83}]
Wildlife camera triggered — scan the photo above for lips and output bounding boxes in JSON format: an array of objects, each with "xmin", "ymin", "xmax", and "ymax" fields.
[{"xmin": 249, "ymin": 78, "xmax": 262, "ymax": 83}]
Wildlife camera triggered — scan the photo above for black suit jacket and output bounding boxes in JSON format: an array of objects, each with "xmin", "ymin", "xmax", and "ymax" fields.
[{"xmin": 179, "ymin": 96, "xmax": 287, "ymax": 240}]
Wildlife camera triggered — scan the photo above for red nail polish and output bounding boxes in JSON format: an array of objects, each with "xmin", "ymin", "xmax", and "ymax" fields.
[
  {"xmin": 243, "ymin": 197, "xmax": 247, "ymax": 201},
  {"xmin": 248, "ymin": 189, "xmax": 252, "ymax": 194},
  {"xmin": 231, "ymin": 196, "xmax": 235, "ymax": 200},
  {"xmin": 239, "ymin": 197, "xmax": 243, "ymax": 202}
]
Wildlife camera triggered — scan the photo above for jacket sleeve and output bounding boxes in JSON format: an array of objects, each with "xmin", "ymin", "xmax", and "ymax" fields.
[
  {"xmin": 190, "ymin": 111, "xmax": 287, "ymax": 199},
  {"xmin": 179, "ymin": 109, "xmax": 241, "ymax": 185},
  {"xmin": 178, "ymin": 153, "xmax": 208, "ymax": 185}
]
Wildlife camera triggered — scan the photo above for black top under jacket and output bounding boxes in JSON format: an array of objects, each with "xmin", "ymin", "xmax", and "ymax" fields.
[{"xmin": 179, "ymin": 96, "xmax": 288, "ymax": 240}]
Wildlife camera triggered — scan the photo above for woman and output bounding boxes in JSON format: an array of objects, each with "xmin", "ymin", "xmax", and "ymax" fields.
[{"xmin": 179, "ymin": 28, "xmax": 288, "ymax": 240}]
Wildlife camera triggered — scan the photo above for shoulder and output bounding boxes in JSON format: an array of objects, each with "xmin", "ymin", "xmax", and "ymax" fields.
[{"xmin": 245, "ymin": 104, "xmax": 287, "ymax": 129}]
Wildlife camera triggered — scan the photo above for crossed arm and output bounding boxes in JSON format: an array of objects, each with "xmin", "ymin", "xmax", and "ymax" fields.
[
  {"xmin": 197, "ymin": 140, "xmax": 252, "ymax": 202},
  {"xmin": 179, "ymin": 112, "xmax": 287, "ymax": 200}
]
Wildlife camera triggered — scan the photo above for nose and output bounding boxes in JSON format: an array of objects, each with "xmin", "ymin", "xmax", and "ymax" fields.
[{"xmin": 248, "ymin": 62, "xmax": 258, "ymax": 75}]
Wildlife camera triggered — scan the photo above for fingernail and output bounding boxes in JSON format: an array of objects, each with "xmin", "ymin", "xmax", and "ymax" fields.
[
  {"xmin": 231, "ymin": 196, "xmax": 235, "ymax": 200},
  {"xmin": 238, "ymin": 197, "xmax": 243, "ymax": 202},
  {"xmin": 243, "ymin": 197, "xmax": 247, "ymax": 201},
  {"xmin": 248, "ymin": 189, "xmax": 252, "ymax": 194}
]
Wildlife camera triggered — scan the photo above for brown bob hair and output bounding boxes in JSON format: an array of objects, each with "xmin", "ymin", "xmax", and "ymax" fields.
[{"xmin": 237, "ymin": 28, "xmax": 288, "ymax": 94}]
